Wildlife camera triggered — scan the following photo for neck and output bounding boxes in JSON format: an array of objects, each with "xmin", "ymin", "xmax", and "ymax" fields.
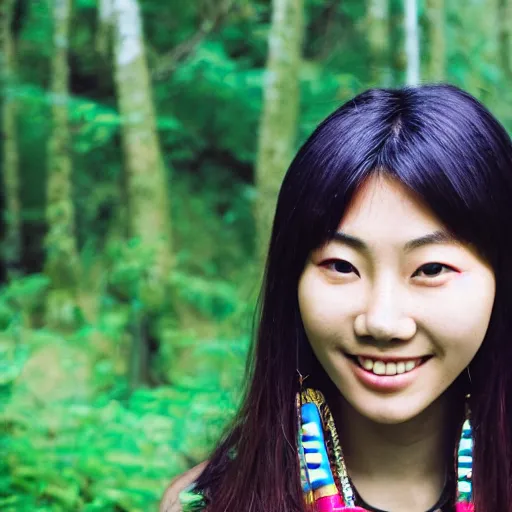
[{"xmin": 331, "ymin": 392, "xmax": 461, "ymax": 512}]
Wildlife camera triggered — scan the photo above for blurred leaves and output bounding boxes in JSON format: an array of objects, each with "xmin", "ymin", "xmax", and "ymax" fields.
[{"xmin": 1, "ymin": 330, "xmax": 246, "ymax": 511}]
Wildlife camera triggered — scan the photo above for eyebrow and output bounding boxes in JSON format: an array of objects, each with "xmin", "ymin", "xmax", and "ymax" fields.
[{"xmin": 331, "ymin": 229, "xmax": 460, "ymax": 255}]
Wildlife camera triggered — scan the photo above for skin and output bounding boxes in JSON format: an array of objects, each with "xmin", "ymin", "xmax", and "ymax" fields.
[
  {"xmin": 298, "ymin": 174, "xmax": 496, "ymax": 511},
  {"xmin": 159, "ymin": 461, "xmax": 208, "ymax": 512}
]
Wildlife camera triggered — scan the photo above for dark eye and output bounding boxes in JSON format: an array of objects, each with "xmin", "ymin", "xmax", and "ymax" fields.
[
  {"xmin": 413, "ymin": 263, "xmax": 453, "ymax": 278},
  {"xmin": 323, "ymin": 259, "xmax": 361, "ymax": 277}
]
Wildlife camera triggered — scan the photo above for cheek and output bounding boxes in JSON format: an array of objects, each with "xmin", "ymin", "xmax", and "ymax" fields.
[
  {"xmin": 422, "ymin": 273, "xmax": 495, "ymax": 357},
  {"xmin": 298, "ymin": 271, "xmax": 354, "ymax": 349},
  {"xmin": 298, "ymin": 267, "xmax": 360, "ymax": 317}
]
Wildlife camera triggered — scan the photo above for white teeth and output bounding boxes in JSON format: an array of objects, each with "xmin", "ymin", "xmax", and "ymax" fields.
[
  {"xmin": 405, "ymin": 361, "xmax": 416, "ymax": 372},
  {"xmin": 362, "ymin": 358, "xmax": 374, "ymax": 371},
  {"xmin": 357, "ymin": 357, "xmax": 422, "ymax": 376},
  {"xmin": 385, "ymin": 362, "xmax": 397, "ymax": 375},
  {"xmin": 373, "ymin": 361, "xmax": 386, "ymax": 375}
]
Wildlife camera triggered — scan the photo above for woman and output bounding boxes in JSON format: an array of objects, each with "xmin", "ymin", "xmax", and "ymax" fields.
[{"xmin": 160, "ymin": 84, "xmax": 512, "ymax": 512}]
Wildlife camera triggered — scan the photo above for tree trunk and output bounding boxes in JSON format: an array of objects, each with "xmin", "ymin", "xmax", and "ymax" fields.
[
  {"xmin": 499, "ymin": 0, "xmax": 512, "ymax": 77},
  {"xmin": 111, "ymin": 0, "xmax": 173, "ymax": 388},
  {"xmin": 45, "ymin": 0, "xmax": 81, "ymax": 325},
  {"xmin": 404, "ymin": 0, "xmax": 420, "ymax": 85},
  {"xmin": 366, "ymin": 0, "xmax": 391, "ymax": 86},
  {"xmin": 426, "ymin": 0, "xmax": 445, "ymax": 81},
  {"xmin": 254, "ymin": 0, "xmax": 305, "ymax": 264},
  {"xmin": 1, "ymin": 0, "xmax": 22, "ymax": 278},
  {"xmin": 96, "ymin": 0, "xmax": 113, "ymax": 59},
  {"xmin": 111, "ymin": 0, "xmax": 172, "ymax": 285}
]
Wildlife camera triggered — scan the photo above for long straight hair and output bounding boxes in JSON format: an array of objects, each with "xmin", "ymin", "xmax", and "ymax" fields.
[{"xmin": 193, "ymin": 84, "xmax": 512, "ymax": 512}]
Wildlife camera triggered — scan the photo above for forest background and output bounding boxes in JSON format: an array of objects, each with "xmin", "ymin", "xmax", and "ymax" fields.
[{"xmin": 1, "ymin": 0, "xmax": 511, "ymax": 510}]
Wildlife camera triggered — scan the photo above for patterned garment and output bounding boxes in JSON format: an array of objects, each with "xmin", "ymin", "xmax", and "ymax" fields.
[{"xmin": 177, "ymin": 477, "xmax": 473, "ymax": 512}]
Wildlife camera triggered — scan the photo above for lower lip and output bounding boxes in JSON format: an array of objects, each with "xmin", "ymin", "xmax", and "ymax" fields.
[{"xmin": 347, "ymin": 356, "xmax": 428, "ymax": 393}]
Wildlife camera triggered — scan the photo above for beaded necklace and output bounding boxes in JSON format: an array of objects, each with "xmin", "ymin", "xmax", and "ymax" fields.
[{"xmin": 298, "ymin": 388, "xmax": 474, "ymax": 512}]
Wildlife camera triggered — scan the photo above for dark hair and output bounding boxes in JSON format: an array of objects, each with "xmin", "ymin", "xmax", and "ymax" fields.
[{"xmin": 193, "ymin": 84, "xmax": 512, "ymax": 512}]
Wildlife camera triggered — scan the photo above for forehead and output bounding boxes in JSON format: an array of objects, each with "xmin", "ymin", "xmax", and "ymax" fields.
[{"xmin": 339, "ymin": 174, "xmax": 443, "ymax": 235}]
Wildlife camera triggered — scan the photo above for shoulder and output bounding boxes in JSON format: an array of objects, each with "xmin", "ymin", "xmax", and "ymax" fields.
[{"xmin": 159, "ymin": 461, "xmax": 208, "ymax": 512}]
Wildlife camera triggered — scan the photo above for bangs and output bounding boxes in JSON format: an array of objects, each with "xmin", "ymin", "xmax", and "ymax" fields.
[{"xmin": 276, "ymin": 85, "xmax": 508, "ymax": 271}]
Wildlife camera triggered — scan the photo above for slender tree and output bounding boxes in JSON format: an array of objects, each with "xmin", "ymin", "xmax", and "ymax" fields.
[
  {"xmin": 404, "ymin": 0, "xmax": 420, "ymax": 85},
  {"xmin": 96, "ymin": 0, "xmax": 113, "ymax": 59},
  {"xmin": 111, "ymin": 0, "xmax": 173, "ymax": 387},
  {"xmin": 499, "ymin": 0, "xmax": 512, "ymax": 77},
  {"xmin": 111, "ymin": 0, "xmax": 172, "ymax": 283},
  {"xmin": 426, "ymin": 0, "xmax": 445, "ymax": 81},
  {"xmin": 254, "ymin": 0, "xmax": 305, "ymax": 264},
  {"xmin": 1, "ymin": 0, "xmax": 22, "ymax": 278},
  {"xmin": 45, "ymin": 0, "xmax": 81, "ymax": 323},
  {"xmin": 366, "ymin": 0, "xmax": 391, "ymax": 86}
]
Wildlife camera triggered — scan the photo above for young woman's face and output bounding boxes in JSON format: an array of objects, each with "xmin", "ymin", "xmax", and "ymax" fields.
[{"xmin": 298, "ymin": 174, "xmax": 496, "ymax": 424}]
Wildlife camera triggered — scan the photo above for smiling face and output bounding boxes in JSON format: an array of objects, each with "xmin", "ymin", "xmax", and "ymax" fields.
[{"xmin": 298, "ymin": 174, "xmax": 496, "ymax": 424}]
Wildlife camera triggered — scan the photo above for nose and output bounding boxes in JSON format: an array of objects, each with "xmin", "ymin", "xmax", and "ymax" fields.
[{"xmin": 354, "ymin": 281, "xmax": 416, "ymax": 343}]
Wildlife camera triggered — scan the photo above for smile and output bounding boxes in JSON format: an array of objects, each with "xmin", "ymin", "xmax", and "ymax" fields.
[
  {"xmin": 344, "ymin": 353, "xmax": 433, "ymax": 392},
  {"xmin": 356, "ymin": 356, "xmax": 424, "ymax": 376}
]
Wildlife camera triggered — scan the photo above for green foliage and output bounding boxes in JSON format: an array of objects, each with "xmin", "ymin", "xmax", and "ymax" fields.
[
  {"xmin": 170, "ymin": 272, "xmax": 238, "ymax": 321},
  {"xmin": 160, "ymin": 40, "xmax": 264, "ymax": 163},
  {"xmin": 0, "ymin": 275, "xmax": 50, "ymax": 329},
  {"xmin": 2, "ymin": 380, "xmax": 242, "ymax": 511},
  {"xmin": 1, "ymin": 311, "xmax": 248, "ymax": 510}
]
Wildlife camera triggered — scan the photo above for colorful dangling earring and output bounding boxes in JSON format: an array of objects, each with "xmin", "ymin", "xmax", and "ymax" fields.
[
  {"xmin": 455, "ymin": 390, "xmax": 473, "ymax": 511},
  {"xmin": 297, "ymin": 388, "xmax": 365, "ymax": 511}
]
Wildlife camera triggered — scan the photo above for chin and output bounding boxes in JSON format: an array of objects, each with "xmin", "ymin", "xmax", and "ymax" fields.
[
  {"xmin": 345, "ymin": 393, "xmax": 434, "ymax": 425},
  {"xmin": 361, "ymin": 407, "xmax": 423, "ymax": 425},
  {"xmin": 349, "ymin": 396, "xmax": 441, "ymax": 425}
]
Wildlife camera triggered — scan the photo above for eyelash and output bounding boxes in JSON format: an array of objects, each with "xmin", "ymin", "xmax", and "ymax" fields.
[{"xmin": 322, "ymin": 259, "xmax": 455, "ymax": 280}]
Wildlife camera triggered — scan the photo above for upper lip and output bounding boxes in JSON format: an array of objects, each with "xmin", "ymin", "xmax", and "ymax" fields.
[{"xmin": 346, "ymin": 352, "xmax": 432, "ymax": 363}]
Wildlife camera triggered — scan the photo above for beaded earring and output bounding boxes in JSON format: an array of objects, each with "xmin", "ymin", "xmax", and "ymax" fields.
[
  {"xmin": 456, "ymin": 368, "xmax": 473, "ymax": 507},
  {"xmin": 298, "ymin": 388, "xmax": 363, "ymax": 511},
  {"xmin": 456, "ymin": 390, "xmax": 473, "ymax": 507}
]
